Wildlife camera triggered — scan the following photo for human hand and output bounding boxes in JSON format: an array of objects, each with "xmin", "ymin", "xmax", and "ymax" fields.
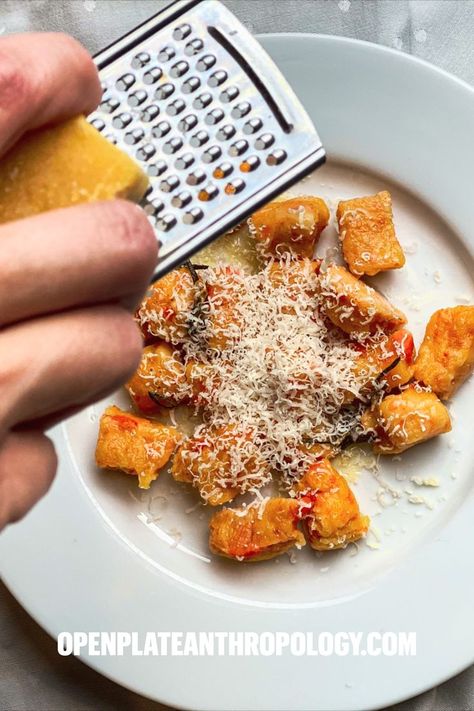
[{"xmin": 0, "ymin": 33, "xmax": 157, "ymax": 530}]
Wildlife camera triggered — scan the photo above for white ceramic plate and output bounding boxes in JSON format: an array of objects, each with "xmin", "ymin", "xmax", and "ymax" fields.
[{"xmin": 1, "ymin": 35, "xmax": 474, "ymax": 711}]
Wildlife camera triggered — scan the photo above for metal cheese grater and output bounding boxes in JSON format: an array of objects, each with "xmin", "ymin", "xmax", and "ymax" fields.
[{"xmin": 89, "ymin": 0, "xmax": 325, "ymax": 280}]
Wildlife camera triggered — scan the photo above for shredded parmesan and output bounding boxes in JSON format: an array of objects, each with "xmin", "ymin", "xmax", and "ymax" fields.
[
  {"xmin": 159, "ymin": 258, "xmax": 392, "ymax": 495},
  {"xmin": 138, "ymin": 256, "xmax": 403, "ymax": 508}
]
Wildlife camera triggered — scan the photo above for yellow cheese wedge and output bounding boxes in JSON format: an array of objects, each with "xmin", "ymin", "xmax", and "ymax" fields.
[{"xmin": 0, "ymin": 116, "xmax": 149, "ymax": 224}]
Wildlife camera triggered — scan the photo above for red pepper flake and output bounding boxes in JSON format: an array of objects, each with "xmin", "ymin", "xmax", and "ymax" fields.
[
  {"xmin": 111, "ymin": 414, "xmax": 137, "ymax": 431},
  {"xmin": 162, "ymin": 307, "xmax": 175, "ymax": 322},
  {"xmin": 390, "ymin": 329, "xmax": 415, "ymax": 364}
]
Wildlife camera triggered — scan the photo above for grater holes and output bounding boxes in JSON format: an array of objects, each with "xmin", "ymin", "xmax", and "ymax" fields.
[
  {"xmin": 113, "ymin": 112, "xmax": 133, "ymax": 129},
  {"xmin": 125, "ymin": 128, "xmax": 144, "ymax": 145},
  {"xmin": 156, "ymin": 214, "xmax": 177, "ymax": 232},
  {"xmin": 152, "ymin": 121, "xmax": 171, "ymax": 138},
  {"xmin": 208, "ymin": 70, "xmax": 227, "ymax": 87},
  {"xmin": 240, "ymin": 155, "xmax": 260, "ymax": 172},
  {"xmin": 128, "ymin": 90, "xmax": 147, "ymax": 107},
  {"xmin": 183, "ymin": 207, "xmax": 203, "ymax": 224},
  {"xmin": 184, "ymin": 38, "xmax": 204, "ymax": 56},
  {"xmin": 160, "ymin": 175, "xmax": 180, "ymax": 193},
  {"xmin": 196, "ymin": 54, "xmax": 216, "ymax": 72},
  {"xmin": 182, "ymin": 76, "xmax": 200, "ymax": 94},
  {"xmin": 243, "ymin": 118, "xmax": 262, "ymax": 134},
  {"xmin": 147, "ymin": 160, "xmax": 168, "ymax": 177},
  {"xmin": 266, "ymin": 149, "xmax": 287, "ymax": 165},
  {"xmin": 190, "ymin": 130, "xmax": 209, "ymax": 147},
  {"xmin": 178, "ymin": 114, "xmax": 198, "ymax": 132},
  {"xmin": 131, "ymin": 51, "xmax": 150, "ymax": 69},
  {"xmin": 167, "ymin": 98, "xmax": 186, "ymax": 116},
  {"xmin": 186, "ymin": 169, "xmax": 206, "ymax": 186},
  {"xmin": 116, "ymin": 73, "xmax": 135, "ymax": 91},
  {"xmin": 175, "ymin": 153, "xmax": 194, "ymax": 170},
  {"xmin": 143, "ymin": 198, "xmax": 165, "ymax": 216},
  {"xmin": 225, "ymin": 178, "xmax": 245, "ymax": 195},
  {"xmin": 229, "ymin": 139, "xmax": 249, "ymax": 157},
  {"xmin": 100, "ymin": 97, "xmax": 119, "ymax": 113},
  {"xmin": 173, "ymin": 23, "xmax": 192, "ymax": 41},
  {"xmin": 163, "ymin": 137, "xmax": 183, "ymax": 154},
  {"xmin": 205, "ymin": 108, "xmax": 224, "ymax": 125},
  {"xmin": 216, "ymin": 124, "xmax": 236, "ymax": 141},
  {"xmin": 213, "ymin": 162, "xmax": 233, "ymax": 179},
  {"xmin": 170, "ymin": 60, "xmax": 189, "ymax": 78},
  {"xmin": 198, "ymin": 183, "xmax": 218, "ymax": 201},
  {"xmin": 158, "ymin": 46, "xmax": 175, "ymax": 62},
  {"xmin": 86, "ymin": 6, "xmax": 327, "ymax": 256},
  {"xmin": 193, "ymin": 93, "xmax": 212, "ymax": 110},
  {"xmin": 104, "ymin": 133, "xmax": 117, "ymax": 145},
  {"xmin": 141, "ymin": 104, "xmax": 160, "ymax": 122},
  {"xmin": 171, "ymin": 190, "xmax": 192, "ymax": 208},
  {"xmin": 220, "ymin": 86, "xmax": 239, "ymax": 103},
  {"xmin": 136, "ymin": 143, "xmax": 156, "ymax": 161},
  {"xmin": 91, "ymin": 118, "xmax": 105, "ymax": 132},
  {"xmin": 202, "ymin": 146, "xmax": 222, "ymax": 163},
  {"xmin": 155, "ymin": 83, "xmax": 175, "ymax": 100},
  {"xmin": 231, "ymin": 101, "xmax": 251, "ymax": 118},
  {"xmin": 143, "ymin": 67, "xmax": 163, "ymax": 85},
  {"xmin": 255, "ymin": 133, "xmax": 275, "ymax": 150}
]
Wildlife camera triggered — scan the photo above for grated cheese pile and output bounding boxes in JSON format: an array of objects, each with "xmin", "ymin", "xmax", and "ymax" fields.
[{"xmin": 156, "ymin": 256, "xmax": 392, "ymax": 497}]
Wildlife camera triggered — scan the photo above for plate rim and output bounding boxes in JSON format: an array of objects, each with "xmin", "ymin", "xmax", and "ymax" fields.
[{"xmin": 262, "ymin": 31, "xmax": 474, "ymax": 95}]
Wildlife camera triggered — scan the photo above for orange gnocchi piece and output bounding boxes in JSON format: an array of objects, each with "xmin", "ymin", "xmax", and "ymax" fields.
[
  {"xmin": 126, "ymin": 342, "xmax": 189, "ymax": 414},
  {"xmin": 95, "ymin": 406, "xmax": 181, "ymax": 489},
  {"xmin": 209, "ymin": 498, "xmax": 305, "ymax": 561},
  {"xmin": 249, "ymin": 196, "xmax": 329, "ymax": 259},
  {"xmin": 351, "ymin": 328, "xmax": 415, "ymax": 398},
  {"xmin": 294, "ymin": 459, "xmax": 369, "ymax": 551},
  {"xmin": 414, "ymin": 306, "xmax": 474, "ymax": 400},
  {"xmin": 319, "ymin": 264, "xmax": 407, "ymax": 335},
  {"xmin": 136, "ymin": 267, "xmax": 197, "ymax": 344},
  {"xmin": 361, "ymin": 387, "xmax": 451, "ymax": 454},
  {"xmin": 337, "ymin": 191, "xmax": 405, "ymax": 276},
  {"xmin": 171, "ymin": 426, "xmax": 270, "ymax": 506}
]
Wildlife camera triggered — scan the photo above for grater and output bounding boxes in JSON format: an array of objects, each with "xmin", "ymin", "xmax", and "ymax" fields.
[{"xmin": 89, "ymin": 0, "xmax": 325, "ymax": 280}]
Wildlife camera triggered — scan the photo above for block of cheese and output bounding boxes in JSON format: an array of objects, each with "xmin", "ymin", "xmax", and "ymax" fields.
[{"xmin": 0, "ymin": 116, "xmax": 149, "ymax": 224}]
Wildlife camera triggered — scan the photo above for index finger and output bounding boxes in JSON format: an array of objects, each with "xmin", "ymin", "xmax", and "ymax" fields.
[{"xmin": 0, "ymin": 32, "xmax": 101, "ymax": 157}]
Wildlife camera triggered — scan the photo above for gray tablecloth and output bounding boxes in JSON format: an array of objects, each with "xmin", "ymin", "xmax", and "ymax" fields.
[{"xmin": 1, "ymin": 2, "xmax": 473, "ymax": 710}]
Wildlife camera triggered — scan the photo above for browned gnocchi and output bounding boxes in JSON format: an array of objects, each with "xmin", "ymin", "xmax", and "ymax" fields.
[
  {"xmin": 414, "ymin": 306, "xmax": 474, "ymax": 400},
  {"xmin": 319, "ymin": 264, "xmax": 407, "ymax": 335},
  {"xmin": 95, "ymin": 406, "xmax": 181, "ymax": 489},
  {"xmin": 249, "ymin": 196, "xmax": 329, "ymax": 259},
  {"xmin": 171, "ymin": 426, "xmax": 270, "ymax": 506},
  {"xmin": 294, "ymin": 459, "xmax": 369, "ymax": 551},
  {"xmin": 136, "ymin": 267, "xmax": 197, "ymax": 344},
  {"xmin": 126, "ymin": 342, "xmax": 188, "ymax": 414},
  {"xmin": 361, "ymin": 387, "xmax": 451, "ymax": 454},
  {"xmin": 337, "ymin": 191, "xmax": 405, "ymax": 276},
  {"xmin": 209, "ymin": 498, "xmax": 305, "ymax": 562},
  {"xmin": 350, "ymin": 328, "xmax": 416, "ymax": 400}
]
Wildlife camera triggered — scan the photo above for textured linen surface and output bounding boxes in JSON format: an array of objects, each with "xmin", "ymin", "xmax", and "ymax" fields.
[{"xmin": 0, "ymin": 1, "xmax": 473, "ymax": 710}]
